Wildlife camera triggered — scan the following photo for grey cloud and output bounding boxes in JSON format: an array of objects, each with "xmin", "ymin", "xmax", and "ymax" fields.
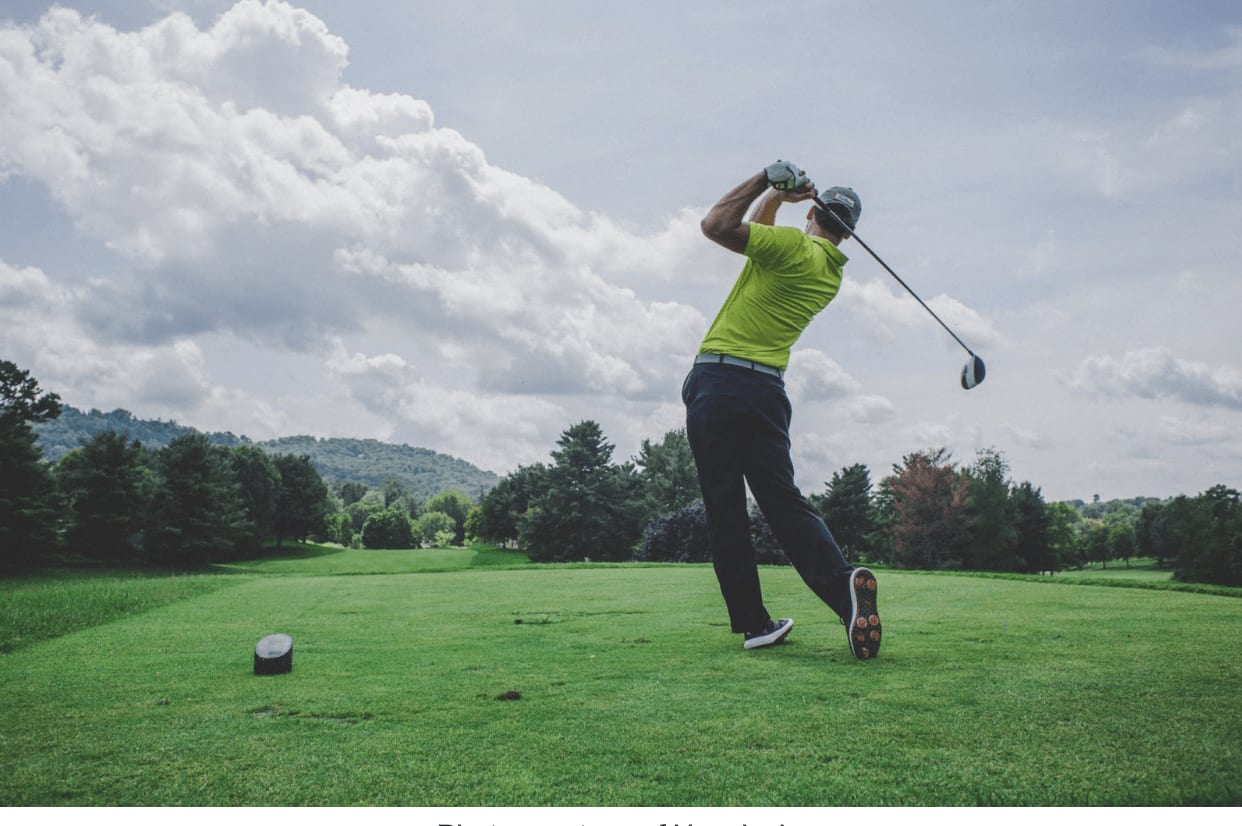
[{"xmin": 1070, "ymin": 348, "xmax": 1242, "ymax": 410}]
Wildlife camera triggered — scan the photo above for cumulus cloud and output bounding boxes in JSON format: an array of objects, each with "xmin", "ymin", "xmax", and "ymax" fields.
[
  {"xmin": 324, "ymin": 338, "xmax": 567, "ymax": 470},
  {"xmin": 1068, "ymin": 348, "xmax": 1242, "ymax": 410},
  {"xmin": 0, "ymin": 1, "xmax": 720, "ymax": 466},
  {"xmin": 786, "ymin": 349, "xmax": 895, "ymax": 421},
  {"xmin": 836, "ymin": 277, "xmax": 1001, "ymax": 351},
  {"xmin": 0, "ymin": 256, "xmax": 288, "ymax": 434}
]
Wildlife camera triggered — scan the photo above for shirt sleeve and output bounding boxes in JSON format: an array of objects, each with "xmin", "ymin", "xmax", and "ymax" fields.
[{"xmin": 743, "ymin": 223, "xmax": 806, "ymax": 273}]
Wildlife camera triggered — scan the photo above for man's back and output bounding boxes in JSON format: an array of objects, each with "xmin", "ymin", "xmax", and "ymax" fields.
[{"xmin": 698, "ymin": 223, "xmax": 847, "ymax": 370}]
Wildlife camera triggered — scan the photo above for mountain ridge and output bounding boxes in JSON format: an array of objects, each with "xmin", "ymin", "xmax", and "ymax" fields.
[{"xmin": 33, "ymin": 405, "xmax": 500, "ymax": 502}]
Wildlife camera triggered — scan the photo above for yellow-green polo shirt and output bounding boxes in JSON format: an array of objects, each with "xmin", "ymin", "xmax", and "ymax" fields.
[{"xmin": 698, "ymin": 223, "xmax": 847, "ymax": 370}]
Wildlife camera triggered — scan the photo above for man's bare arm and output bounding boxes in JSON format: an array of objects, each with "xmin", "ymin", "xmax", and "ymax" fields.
[
  {"xmin": 747, "ymin": 188, "xmax": 788, "ymax": 226},
  {"xmin": 700, "ymin": 171, "xmax": 769, "ymax": 254},
  {"xmin": 701, "ymin": 169, "xmax": 820, "ymax": 253}
]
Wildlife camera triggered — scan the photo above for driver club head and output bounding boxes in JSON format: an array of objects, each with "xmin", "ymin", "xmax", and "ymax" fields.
[{"xmin": 961, "ymin": 355, "xmax": 986, "ymax": 390}]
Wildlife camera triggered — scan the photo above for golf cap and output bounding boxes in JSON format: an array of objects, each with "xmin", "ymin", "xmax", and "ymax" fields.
[{"xmin": 818, "ymin": 186, "xmax": 862, "ymax": 230}]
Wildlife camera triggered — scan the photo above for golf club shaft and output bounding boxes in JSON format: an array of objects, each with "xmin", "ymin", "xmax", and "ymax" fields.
[{"xmin": 813, "ymin": 195, "xmax": 977, "ymax": 359}]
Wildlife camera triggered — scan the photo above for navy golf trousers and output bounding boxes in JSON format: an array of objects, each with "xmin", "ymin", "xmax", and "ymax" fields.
[{"xmin": 683, "ymin": 362, "xmax": 854, "ymax": 634}]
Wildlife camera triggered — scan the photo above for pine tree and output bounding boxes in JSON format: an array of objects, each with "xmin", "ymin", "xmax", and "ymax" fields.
[
  {"xmin": 1010, "ymin": 481, "xmax": 1052, "ymax": 573},
  {"xmin": 273, "ymin": 454, "xmax": 330, "ymax": 545},
  {"xmin": 520, "ymin": 421, "xmax": 643, "ymax": 562},
  {"xmin": 963, "ymin": 448, "xmax": 1018, "ymax": 571},
  {"xmin": 229, "ymin": 445, "xmax": 281, "ymax": 555},
  {"xmin": 55, "ymin": 431, "xmax": 148, "ymax": 561},
  {"xmin": 635, "ymin": 428, "xmax": 699, "ymax": 525},
  {"xmin": 473, "ymin": 464, "xmax": 548, "ymax": 545},
  {"xmin": 0, "ymin": 361, "xmax": 63, "ymax": 569},
  {"xmin": 145, "ymin": 434, "xmax": 245, "ymax": 566},
  {"xmin": 809, "ymin": 463, "xmax": 875, "ymax": 561}
]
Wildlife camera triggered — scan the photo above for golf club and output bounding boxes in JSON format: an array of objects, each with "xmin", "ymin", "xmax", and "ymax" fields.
[{"xmin": 812, "ymin": 194, "xmax": 986, "ymax": 390}]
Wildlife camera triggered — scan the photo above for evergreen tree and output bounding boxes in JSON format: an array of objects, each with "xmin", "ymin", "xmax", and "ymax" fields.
[
  {"xmin": 963, "ymin": 448, "xmax": 1018, "ymax": 571},
  {"xmin": 1136, "ymin": 500, "xmax": 1175, "ymax": 568},
  {"xmin": 867, "ymin": 476, "xmax": 897, "ymax": 566},
  {"xmin": 473, "ymin": 464, "xmax": 549, "ymax": 545},
  {"xmin": 520, "ymin": 421, "xmax": 643, "ymax": 562},
  {"xmin": 1172, "ymin": 486, "xmax": 1242, "ymax": 586},
  {"xmin": 381, "ymin": 477, "xmax": 420, "ymax": 520},
  {"xmin": 1010, "ymin": 481, "xmax": 1052, "ymax": 573},
  {"xmin": 229, "ymin": 445, "xmax": 280, "ymax": 555},
  {"xmin": 146, "ymin": 434, "xmax": 244, "ymax": 566},
  {"xmin": 809, "ymin": 463, "xmax": 875, "ymax": 561},
  {"xmin": 273, "ymin": 454, "xmax": 330, "ymax": 544},
  {"xmin": 54, "ymin": 431, "xmax": 147, "ymax": 561},
  {"xmin": 634, "ymin": 428, "xmax": 699, "ymax": 525},
  {"xmin": 0, "ymin": 361, "xmax": 62, "ymax": 569}
]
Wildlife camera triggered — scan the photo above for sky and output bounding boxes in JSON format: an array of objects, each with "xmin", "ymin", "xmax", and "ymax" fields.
[{"xmin": 1, "ymin": 0, "xmax": 1240, "ymax": 503}]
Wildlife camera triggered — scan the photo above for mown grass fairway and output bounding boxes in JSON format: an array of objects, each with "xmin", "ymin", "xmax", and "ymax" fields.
[{"xmin": 2, "ymin": 547, "xmax": 1240, "ymax": 806}]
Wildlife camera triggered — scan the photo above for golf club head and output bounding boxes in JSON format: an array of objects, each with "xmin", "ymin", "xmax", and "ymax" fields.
[{"xmin": 961, "ymin": 355, "xmax": 986, "ymax": 390}]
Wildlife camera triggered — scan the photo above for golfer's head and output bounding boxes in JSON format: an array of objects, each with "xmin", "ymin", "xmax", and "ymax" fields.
[{"xmin": 813, "ymin": 186, "xmax": 862, "ymax": 239}]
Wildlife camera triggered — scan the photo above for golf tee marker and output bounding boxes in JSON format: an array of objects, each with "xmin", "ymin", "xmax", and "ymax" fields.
[{"xmin": 254, "ymin": 633, "xmax": 293, "ymax": 675}]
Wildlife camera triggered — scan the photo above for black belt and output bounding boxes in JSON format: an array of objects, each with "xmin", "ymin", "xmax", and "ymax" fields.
[{"xmin": 694, "ymin": 353, "xmax": 783, "ymax": 378}]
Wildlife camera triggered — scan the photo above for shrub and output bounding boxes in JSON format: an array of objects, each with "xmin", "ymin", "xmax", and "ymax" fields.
[
  {"xmin": 637, "ymin": 501, "xmax": 712, "ymax": 563},
  {"xmin": 362, "ymin": 509, "xmax": 414, "ymax": 549},
  {"xmin": 748, "ymin": 503, "xmax": 789, "ymax": 566}
]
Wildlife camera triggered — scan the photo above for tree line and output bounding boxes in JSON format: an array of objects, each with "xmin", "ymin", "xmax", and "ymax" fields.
[
  {"xmin": 3, "ymin": 360, "xmax": 1240, "ymax": 586},
  {"xmin": 1, "ymin": 361, "xmax": 474, "ymax": 570},
  {"xmin": 470, "ymin": 424, "xmax": 1241, "ymax": 587},
  {"xmin": 2, "ymin": 358, "xmax": 329, "ymax": 568},
  {"xmin": 33, "ymin": 405, "xmax": 500, "ymax": 501}
]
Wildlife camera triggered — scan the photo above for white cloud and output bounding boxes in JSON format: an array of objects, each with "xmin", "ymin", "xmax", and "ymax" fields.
[
  {"xmin": 0, "ymin": 2, "xmax": 711, "ymax": 422},
  {"xmin": 1068, "ymin": 347, "xmax": 1242, "ymax": 410},
  {"xmin": 324, "ymin": 338, "xmax": 566, "ymax": 471},
  {"xmin": 2, "ymin": 1, "xmax": 1240, "ymax": 504},
  {"xmin": 836, "ymin": 277, "xmax": 1001, "ymax": 352},
  {"xmin": 786, "ymin": 349, "xmax": 858, "ymax": 402},
  {"xmin": 786, "ymin": 349, "xmax": 896, "ymax": 422},
  {"xmin": 1, "ymin": 257, "xmax": 288, "ymax": 434}
]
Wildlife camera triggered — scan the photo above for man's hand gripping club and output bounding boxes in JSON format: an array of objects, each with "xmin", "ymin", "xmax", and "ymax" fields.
[
  {"xmin": 701, "ymin": 160, "xmax": 818, "ymax": 253},
  {"xmin": 764, "ymin": 159, "xmax": 811, "ymax": 192}
]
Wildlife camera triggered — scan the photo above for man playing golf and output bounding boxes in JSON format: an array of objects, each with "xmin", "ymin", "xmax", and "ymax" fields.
[{"xmin": 683, "ymin": 160, "xmax": 881, "ymax": 659}]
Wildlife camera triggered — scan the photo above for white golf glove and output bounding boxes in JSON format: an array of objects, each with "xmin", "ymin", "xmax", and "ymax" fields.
[{"xmin": 764, "ymin": 159, "xmax": 810, "ymax": 191}]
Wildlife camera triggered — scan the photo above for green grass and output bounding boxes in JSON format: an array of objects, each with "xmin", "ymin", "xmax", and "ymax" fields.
[
  {"xmin": 2, "ymin": 549, "xmax": 1240, "ymax": 805},
  {"xmin": 0, "ymin": 568, "xmax": 244, "ymax": 654},
  {"xmin": 217, "ymin": 542, "xmax": 534, "ymax": 576}
]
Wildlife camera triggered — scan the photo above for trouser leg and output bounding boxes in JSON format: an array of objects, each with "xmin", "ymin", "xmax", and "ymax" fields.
[
  {"xmin": 741, "ymin": 383, "xmax": 855, "ymax": 620},
  {"xmin": 684, "ymin": 371, "xmax": 770, "ymax": 634}
]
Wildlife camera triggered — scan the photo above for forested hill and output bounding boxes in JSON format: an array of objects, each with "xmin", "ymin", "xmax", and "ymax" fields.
[
  {"xmin": 33, "ymin": 407, "xmax": 244, "ymax": 459},
  {"xmin": 259, "ymin": 435, "xmax": 498, "ymax": 501},
  {"xmin": 34, "ymin": 406, "xmax": 499, "ymax": 501}
]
